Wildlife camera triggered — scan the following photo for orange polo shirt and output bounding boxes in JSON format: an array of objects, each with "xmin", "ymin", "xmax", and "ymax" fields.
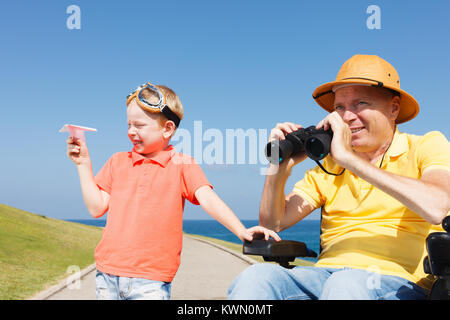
[{"xmin": 94, "ymin": 145, "xmax": 212, "ymax": 282}]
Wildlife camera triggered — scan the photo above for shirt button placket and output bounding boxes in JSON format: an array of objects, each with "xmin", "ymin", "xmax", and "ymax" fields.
[{"xmin": 140, "ymin": 160, "xmax": 150, "ymax": 193}]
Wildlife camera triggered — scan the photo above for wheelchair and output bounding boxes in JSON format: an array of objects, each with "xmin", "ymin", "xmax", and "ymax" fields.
[
  {"xmin": 243, "ymin": 216, "xmax": 450, "ymax": 300},
  {"xmin": 423, "ymin": 216, "xmax": 450, "ymax": 299}
]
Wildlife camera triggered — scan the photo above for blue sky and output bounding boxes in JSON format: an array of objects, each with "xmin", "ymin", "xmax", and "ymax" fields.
[{"xmin": 0, "ymin": 0, "xmax": 449, "ymax": 221}]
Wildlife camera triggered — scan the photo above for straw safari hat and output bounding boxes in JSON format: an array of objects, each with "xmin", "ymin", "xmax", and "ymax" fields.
[{"xmin": 312, "ymin": 55, "xmax": 419, "ymax": 124}]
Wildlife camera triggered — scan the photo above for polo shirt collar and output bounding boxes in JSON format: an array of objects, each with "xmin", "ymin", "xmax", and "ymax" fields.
[
  {"xmin": 347, "ymin": 127, "xmax": 408, "ymax": 174},
  {"xmin": 130, "ymin": 145, "xmax": 175, "ymax": 167},
  {"xmin": 386, "ymin": 127, "xmax": 408, "ymax": 159}
]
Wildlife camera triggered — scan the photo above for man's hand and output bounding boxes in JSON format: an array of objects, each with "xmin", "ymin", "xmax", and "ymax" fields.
[
  {"xmin": 316, "ymin": 111, "xmax": 355, "ymax": 168},
  {"xmin": 315, "ymin": 113, "xmax": 449, "ymax": 225},
  {"xmin": 268, "ymin": 122, "xmax": 308, "ymax": 173}
]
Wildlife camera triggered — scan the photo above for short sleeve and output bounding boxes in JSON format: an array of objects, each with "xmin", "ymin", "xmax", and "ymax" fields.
[
  {"xmin": 180, "ymin": 155, "xmax": 213, "ymax": 205},
  {"xmin": 94, "ymin": 155, "xmax": 115, "ymax": 194},
  {"xmin": 292, "ymin": 165, "xmax": 327, "ymax": 209},
  {"xmin": 417, "ymin": 131, "xmax": 450, "ymax": 175}
]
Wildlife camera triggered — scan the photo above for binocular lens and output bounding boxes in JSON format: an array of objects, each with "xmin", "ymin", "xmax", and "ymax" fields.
[
  {"xmin": 264, "ymin": 126, "xmax": 333, "ymax": 164},
  {"xmin": 305, "ymin": 138, "xmax": 324, "ymax": 159},
  {"xmin": 265, "ymin": 139, "xmax": 293, "ymax": 164},
  {"xmin": 305, "ymin": 134, "xmax": 332, "ymax": 161}
]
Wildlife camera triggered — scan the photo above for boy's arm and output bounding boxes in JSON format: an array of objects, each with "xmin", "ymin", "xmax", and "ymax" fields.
[
  {"xmin": 77, "ymin": 164, "xmax": 110, "ymax": 218},
  {"xmin": 67, "ymin": 137, "xmax": 109, "ymax": 218},
  {"xmin": 195, "ymin": 186, "xmax": 280, "ymax": 242}
]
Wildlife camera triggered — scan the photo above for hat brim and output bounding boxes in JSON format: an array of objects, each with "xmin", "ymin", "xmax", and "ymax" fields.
[{"xmin": 312, "ymin": 79, "xmax": 419, "ymax": 124}]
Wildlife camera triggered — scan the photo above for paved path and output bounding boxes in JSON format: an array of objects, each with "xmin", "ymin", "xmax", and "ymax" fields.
[{"xmin": 31, "ymin": 235, "xmax": 255, "ymax": 300}]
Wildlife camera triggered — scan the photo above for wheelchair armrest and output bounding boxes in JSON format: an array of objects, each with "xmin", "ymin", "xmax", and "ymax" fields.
[
  {"xmin": 243, "ymin": 238, "xmax": 317, "ymax": 268},
  {"xmin": 424, "ymin": 216, "xmax": 450, "ymax": 277},
  {"xmin": 425, "ymin": 232, "xmax": 450, "ymax": 277}
]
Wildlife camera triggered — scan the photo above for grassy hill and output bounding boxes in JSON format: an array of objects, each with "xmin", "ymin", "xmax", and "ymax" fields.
[
  {"xmin": 0, "ymin": 204, "xmax": 102, "ymax": 300},
  {"xmin": 0, "ymin": 204, "xmax": 313, "ymax": 300}
]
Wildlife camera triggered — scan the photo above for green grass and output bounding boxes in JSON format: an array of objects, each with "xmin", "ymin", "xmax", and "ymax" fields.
[
  {"xmin": 0, "ymin": 204, "xmax": 103, "ymax": 300},
  {"xmin": 0, "ymin": 203, "xmax": 312, "ymax": 300},
  {"xmin": 186, "ymin": 234, "xmax": 314, "ymax": 267}
]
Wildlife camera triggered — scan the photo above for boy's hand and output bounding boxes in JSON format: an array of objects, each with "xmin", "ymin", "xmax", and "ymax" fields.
[
  {"xmin": 239, "ymin": 226, "xmax": 281, "ymax": 242},
  {"xmin": 67, "ymin": 137, "xmax": 91, "ymax": 166}
]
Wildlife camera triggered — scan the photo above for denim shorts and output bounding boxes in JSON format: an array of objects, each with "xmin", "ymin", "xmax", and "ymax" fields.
[
  {"xmin": 228, "ymin": 264, "xmax": 428, "ymax": 300},
  {"xmin": 95, "ymin": 270, "xmax": 171, "ymax": 300}
]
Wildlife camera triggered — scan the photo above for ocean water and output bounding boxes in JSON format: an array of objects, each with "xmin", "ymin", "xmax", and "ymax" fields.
[{"xmin": 67, "ymin": 218, "xmax": 321, "ymax": 262}]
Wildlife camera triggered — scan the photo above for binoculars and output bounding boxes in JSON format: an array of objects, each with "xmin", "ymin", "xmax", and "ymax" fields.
[{"xmin": 265, "ymin": 126, "xmax": 333, "ymax": 164}]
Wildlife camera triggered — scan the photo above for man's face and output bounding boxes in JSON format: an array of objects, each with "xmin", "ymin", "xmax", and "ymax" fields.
[{"xmin": 333, "ymin": 85, "xmax": 400, "ymax": 153}]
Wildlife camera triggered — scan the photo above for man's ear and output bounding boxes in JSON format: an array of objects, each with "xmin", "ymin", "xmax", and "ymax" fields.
[{"xmin": 390, "ymin": 96, "xmax": 401, "ymax": 121}]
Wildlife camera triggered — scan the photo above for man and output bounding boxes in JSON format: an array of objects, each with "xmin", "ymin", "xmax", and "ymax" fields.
[{"xmin": 228, "ymin": 55, "xmax": 450, "ymax": 300}]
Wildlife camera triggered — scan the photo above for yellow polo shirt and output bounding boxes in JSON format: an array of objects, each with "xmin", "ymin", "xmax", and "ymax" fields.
[{"xmin": 293, "ymin": 129, "xmax": 450, "ymax": 290}]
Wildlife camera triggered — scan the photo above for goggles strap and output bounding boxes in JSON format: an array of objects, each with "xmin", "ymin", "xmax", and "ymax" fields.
[{"xmin": 161, "ymin": 105, "xmax": 181, "ymax": 128}]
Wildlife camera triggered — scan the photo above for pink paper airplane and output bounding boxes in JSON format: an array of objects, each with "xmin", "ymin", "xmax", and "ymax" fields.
[{"xmin": 59, "ymin": 124, "xmax": 97, "ymax": 142}]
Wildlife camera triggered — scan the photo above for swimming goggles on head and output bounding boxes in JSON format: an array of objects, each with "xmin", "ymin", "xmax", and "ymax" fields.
[{"xmin": 126, "ymin": 82, "xmax": 181, "ymax": 127}]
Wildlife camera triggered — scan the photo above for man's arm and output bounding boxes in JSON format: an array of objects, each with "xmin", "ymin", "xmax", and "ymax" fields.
[
  {"xmin": 319, "ymin": 112, "xmax": 450, "ymax": 225},
  {"xmin": 345, "ymin": 158, "xmax": 449, "ymax": 225},
  {"xmin": 260, "ymin": 163, "xmax": 316, "ymax": 232},
  {"xmin": 259, "ymin": 122, "xmax": 317, "ymax": 232}
]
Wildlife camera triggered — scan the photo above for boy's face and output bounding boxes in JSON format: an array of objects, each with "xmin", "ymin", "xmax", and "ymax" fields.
[{"xmin": 127, "ymin": 99, "xmax": 167, "ymax": 156}]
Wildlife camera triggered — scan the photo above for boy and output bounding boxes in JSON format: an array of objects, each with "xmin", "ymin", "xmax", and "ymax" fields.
[{"xmin": 66, "ymin": 82, "xmax": 279, "ymax": 300}]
